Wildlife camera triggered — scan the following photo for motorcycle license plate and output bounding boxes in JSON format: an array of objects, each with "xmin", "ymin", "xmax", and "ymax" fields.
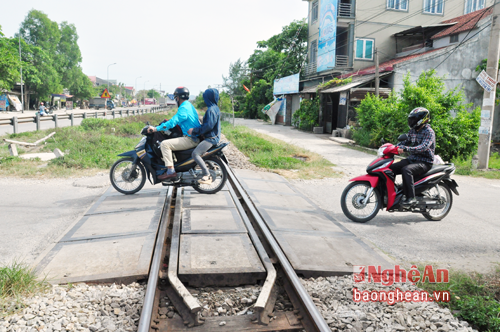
[{"xmin": 137, "ymin": 149, "xmax": 146, "ymax": 159}]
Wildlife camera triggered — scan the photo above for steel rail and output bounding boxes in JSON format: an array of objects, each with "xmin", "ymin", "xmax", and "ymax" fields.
[
  {"xmin": 137, "ymin": 186, "xmax": 174, "ymax": 332},
  {"xmin": 225, "ymin": 164, "xmax": 331, "ymax": 332}
]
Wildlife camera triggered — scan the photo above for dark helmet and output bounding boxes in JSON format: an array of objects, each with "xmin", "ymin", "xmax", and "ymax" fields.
[
  {"xmin": 408, "ymin": 107, "xmax": 430, "ymax": 129},
  {"xmin": 173, "ymin": 86, "xmax": 189, "ymax": 100}
]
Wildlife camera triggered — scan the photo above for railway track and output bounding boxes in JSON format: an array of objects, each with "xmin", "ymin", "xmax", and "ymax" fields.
[{"xmin": 136, "ymin": 164, "xmax": 331, "ymax": 332}]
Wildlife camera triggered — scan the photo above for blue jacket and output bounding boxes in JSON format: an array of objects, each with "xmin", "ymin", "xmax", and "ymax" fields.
[
  {"xmin": 192, "ymin": 88, "xmax": 221, "ymax": 145},
  {"xmin": 155, "ymin": 100, "xmax": 200, "ymax": 136}
]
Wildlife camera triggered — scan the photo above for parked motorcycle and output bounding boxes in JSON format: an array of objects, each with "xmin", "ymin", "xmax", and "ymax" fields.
[
  {"xmin": 340, "ymin": 134, "xmax": 459, "ymax": 222},
  {"xmin": 110, "ymin": 122, "xmax": 229, "ymax": 195}
]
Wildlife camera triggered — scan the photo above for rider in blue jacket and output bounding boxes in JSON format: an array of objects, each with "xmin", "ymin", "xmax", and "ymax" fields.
[
  {"xmin": 188, "ymin": 88, "xmax": 221, "ymax": 184},
  {"xmin": 148, "ymin": 87, "xmax": 200, "ymax": 180}
]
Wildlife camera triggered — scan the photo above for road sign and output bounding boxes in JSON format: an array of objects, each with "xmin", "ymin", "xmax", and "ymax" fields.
[{"xmin": 101, "ymin": 88, "xmax": 111, "ymax": 98}]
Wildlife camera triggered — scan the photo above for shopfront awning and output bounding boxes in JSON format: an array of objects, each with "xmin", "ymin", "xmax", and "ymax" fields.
[
  {"xmin": 51, "ymin": 94, "xmax": 73, "ymax": 99},
  {"xmin": 300, "ymin": 85, "xmax": 319, "ymax": 93},
  {"xmin": 319, "ymin": 72, "xmax": 391, "ymax": 93}
]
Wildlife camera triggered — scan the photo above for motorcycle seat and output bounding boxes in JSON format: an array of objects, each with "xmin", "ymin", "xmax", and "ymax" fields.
[{"xmin": 416, "ymin": 164, "xmax": 452, "ymax": 180}]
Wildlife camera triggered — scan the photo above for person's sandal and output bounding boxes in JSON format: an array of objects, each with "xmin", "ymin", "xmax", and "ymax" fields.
[{"xmin": 198, "ymin": 175, "xmax": 212, "ymax": 185}]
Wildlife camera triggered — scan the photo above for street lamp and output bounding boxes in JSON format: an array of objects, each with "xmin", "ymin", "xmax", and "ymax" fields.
[
  {"xmin": 135, "ymin": 76, "xmax": 142, "ymax": 97},
  {"xmin": 107, "ymin": 63, "xmax": 117, "ymax": 89}
]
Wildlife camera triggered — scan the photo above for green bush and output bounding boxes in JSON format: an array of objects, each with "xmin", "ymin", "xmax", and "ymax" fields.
[
  {"xmin": 80, "ymin": 118, "xmax": 110, "ymax": 131},
  {"xmin": 292, "ymin": 97, "xmax": 320, "ymax": 131},
  {"xmin": 355, "ymin": 70, "xmax": 480, "ymax": 161}
]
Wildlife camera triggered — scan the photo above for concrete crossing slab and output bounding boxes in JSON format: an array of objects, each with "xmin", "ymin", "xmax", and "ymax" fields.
[
  {"xmin": 178, "ymin": 233, "xmax": 266, "ymax": 287},
  {"xmin": 182, "ymin": 209, "xmax": 246, "ymax": 233},
  {"xmin": 235, "ymin": 169, "xmax": 392, "ymax": 276},
  {"xmin": 35, "ymin": 186, "xmax": 169, "ymax": 284},
  {"xmin": 178, "ymin": 186, "xmax": 265, "ymax": 286}
]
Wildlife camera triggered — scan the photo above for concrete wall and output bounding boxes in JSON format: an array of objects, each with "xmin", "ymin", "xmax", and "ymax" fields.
[{"xmin": 392, "ymin": 16, "xmax": 500, "ymax": 141}]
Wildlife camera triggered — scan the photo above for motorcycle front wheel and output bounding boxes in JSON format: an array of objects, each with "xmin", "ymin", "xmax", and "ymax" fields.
[
  {"xmin": 192, "ymin": 156, "xmax": 228, "ymax": 195},
  {"xmin": 110, "ymin": 157, "xmax": 146, "ymax": 195},
  {"xmin": 341, "ymin": 181, "xmax": 381, "ymax": 223}
]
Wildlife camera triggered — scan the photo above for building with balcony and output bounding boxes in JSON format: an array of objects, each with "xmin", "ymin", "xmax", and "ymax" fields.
[{"xmin": 300, "ymin": 0, "xmax": 493, "ymax": 134}]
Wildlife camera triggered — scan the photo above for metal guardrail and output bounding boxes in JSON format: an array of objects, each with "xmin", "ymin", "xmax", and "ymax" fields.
[{"xmin": 0, "ymin": 106, "xmax": 170, "ymax": 134}]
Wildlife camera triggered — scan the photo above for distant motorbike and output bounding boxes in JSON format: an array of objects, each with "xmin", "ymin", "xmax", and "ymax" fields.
[
  {"xmin": 340, "ymin": 134, "xmax": 459, "ymax": 222},
  {"xmin": 110, "ymin": 121, "xmax": 229, "ymax": 195}
]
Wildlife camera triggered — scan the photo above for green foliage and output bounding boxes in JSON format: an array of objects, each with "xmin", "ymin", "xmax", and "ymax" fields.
[
  {"xmin": 354, "ymin": 70, "xmax": 480, "ymax": 161},
  {"xmin": 147, "ymin": 89, "xmax": 161, "ymax": 99},
  {"xmin": 0, "ymin": 34, "xmax": 21, "ymax": 91},
  {"xmin": 219, "ymin": 91, "xmax": 232, "ymax": 113},
  {"xmin": 1, "ymin": 261, "xmax": 50, "ymax": 316},
  {"xmin": 241, "ymin": 79, "xmax": 273, "ymax": 119},
  {"xmin": 248, "ymin": 19, "xmax": 308, "ymax": 83},
  {"xmin": 317, "ymin": 77, "xmax": 353, "ymax": 92},
  {"xmin": 292, "ymin": 97, "xmax": 320, "ymax": 131},
  {"xmin": 221, "ymin": 121, "xmax": 337, "ymax": 179},
  {"xmin": 418, "ymin": 268, "xmax": 500, "ymax": 332},
  {"xmin": 194, "ymin": 91, "xmax": 206, "ymax": 110}
]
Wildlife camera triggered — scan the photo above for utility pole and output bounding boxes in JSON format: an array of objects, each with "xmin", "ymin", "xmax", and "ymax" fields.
[
  {"xmin": 18, "ymin": 35, "xmax": 24, "ymax": 113},
  {"xmin": 478, "ymin": 1, "xmax": 500, "ymax": 169},
  {"xmin": 375, "ymin": 48, "xmax": 379, "ymax": 97}
]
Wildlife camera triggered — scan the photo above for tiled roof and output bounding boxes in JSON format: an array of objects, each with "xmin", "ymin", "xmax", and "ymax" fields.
[
  {"xmin": 431, "ymin": 7, "xmax": 492, "ymax": 39},
  {"xmin": 341, "ymin": 47, "xmax": 445, "ymax": 79}
]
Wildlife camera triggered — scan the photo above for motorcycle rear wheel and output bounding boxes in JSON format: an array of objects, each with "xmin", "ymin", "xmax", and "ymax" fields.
[
  {"xmin": 192, "ymin": 156, "xmax": 227, "ymax": 195},
  {"xmin": 110, "ymin": 157, "xmax": 146, "ymax": 195},
  {"xmin": 341, "ymin": 181, "xmax": 381, "ymax": 223},
  {"xmin": 421, "ymin": 183, "xmax": 453, "ymax": 221}
]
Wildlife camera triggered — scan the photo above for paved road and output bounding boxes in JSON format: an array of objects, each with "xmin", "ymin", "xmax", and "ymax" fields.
[
  {"xmin": 0, "ymin": 106, "xmax": 156, "ymax": 136},
  {"xmin": 234, "ymin": 119, "xmax": 500, "ymax": 273}
]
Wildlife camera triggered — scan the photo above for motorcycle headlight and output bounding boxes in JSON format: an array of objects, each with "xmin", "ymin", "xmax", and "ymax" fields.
[
  {"xmin": 135, "ymin": 136, "xmax": 147, "ymax": 150},
  {"xmin": 377, "ymin": 147, "xmax": 387, "ymax": 157}
]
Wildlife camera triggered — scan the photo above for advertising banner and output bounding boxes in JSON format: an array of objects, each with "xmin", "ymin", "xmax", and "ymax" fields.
[
  {"xmin": 317, "ymin": 0, "xmax": 338, "ymax": 72},
  {"xmin": 8, "ymin": 95, "xmax": 22, "ymax": 111},
  {"xmin": 273, "ymin": 73, "xmax": 300, "ymax": 95},
  {"xmin": 261, "ymin": 99, "xmax": 283, "ymax": 125},
  {"xmin": 66, "ymin": 101, "xmax": 73, "ymax": 110}
]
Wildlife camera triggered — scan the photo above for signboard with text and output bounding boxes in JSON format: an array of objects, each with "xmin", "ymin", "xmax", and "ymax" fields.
[
  {"xmin": 66, "ymin": 101, "xmax": 73, "ymax": 110},
  {"xmin": 273, "ymin": 73, "xmax": 300, "ymax": 95},
  {"xmin": 317, "ymin": 0, "xmax": 338, "ymax": 72},
  {"xmin": 476, "ymin": 70, "xmax": 497, "ymax": 92}
]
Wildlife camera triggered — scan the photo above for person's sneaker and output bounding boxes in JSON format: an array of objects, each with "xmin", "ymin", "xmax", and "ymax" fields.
[
  {"xmin": 158, "ymin": 172, "xmax": 177, "ymax": 181},
  {"xmin": 198, "ymin": 175, "xmax": 212, "ymax": 185},
  {"xmin": 401, "ymin": 197, "xmax": 417, "ymax": 207}
]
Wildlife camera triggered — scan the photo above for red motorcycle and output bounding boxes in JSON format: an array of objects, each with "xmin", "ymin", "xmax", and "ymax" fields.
[{"xmin": 340, "ymin": 135, "xmax": 459, "ymax": 223}]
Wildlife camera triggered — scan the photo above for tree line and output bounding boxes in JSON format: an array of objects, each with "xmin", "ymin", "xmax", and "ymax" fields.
[
  {"xmin": 217, "ymin": 19, "xmax": 307, "ymax": 118},
  {"xmin": 0, "ymin": 10, "xmax": 95, "ymax": 106}
]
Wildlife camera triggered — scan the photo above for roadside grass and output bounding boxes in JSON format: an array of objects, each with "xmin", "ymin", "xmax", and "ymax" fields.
[
  {"xmin": 0, "ymin": 112, "xmax": 172, "ymax": 178},
  {"xmin": 221, "ymin": 121, "xmax": 340, "ymax": 179},
  {"xmin": 417, "ymin": 266, "xmax": 500, "ymax": 331},
  {"xmin": 452, "ymin": 153, "xmax": 500, "ymax": 180},
  {"xmin": 0, "ymin": 261, "xmax": 50, "ymax": 317}
]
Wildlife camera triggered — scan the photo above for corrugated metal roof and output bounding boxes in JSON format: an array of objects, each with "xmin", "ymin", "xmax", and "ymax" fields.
[
  {"xmin": 319, "ymin": 72, "xmax": 391, "ymax": 93},
  {"xmin": 301, "ymin": 85, "xmax": 319, "ymax": 93}
]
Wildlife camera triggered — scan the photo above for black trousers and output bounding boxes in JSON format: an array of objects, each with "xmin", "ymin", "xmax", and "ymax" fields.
[{"xmin": 389, "ymin": 159, "xmax": 432, "ymax": 199}]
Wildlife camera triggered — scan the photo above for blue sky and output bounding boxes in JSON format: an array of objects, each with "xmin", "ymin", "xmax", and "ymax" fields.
[{"xmin": 2, "ymin": 0, "xmax": 308, "ymax": 96}]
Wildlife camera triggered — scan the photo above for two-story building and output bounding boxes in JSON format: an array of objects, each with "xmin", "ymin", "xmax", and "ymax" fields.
[{"xmin": 300, "ymin": 0, "xmax": 493, "ymax": 134}]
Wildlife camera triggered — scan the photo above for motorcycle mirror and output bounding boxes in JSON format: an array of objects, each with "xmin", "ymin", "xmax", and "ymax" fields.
[
  {"xmin": 146, "ymin": 121, "xmax": 150, "ymax": 126},
  {"xmin": 380, "ymin": 138, "xmax": 385, "ymax": 144},
  {"xmin": 397, "ymin": 134, "xmax": 408, "ymax": 142}
]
